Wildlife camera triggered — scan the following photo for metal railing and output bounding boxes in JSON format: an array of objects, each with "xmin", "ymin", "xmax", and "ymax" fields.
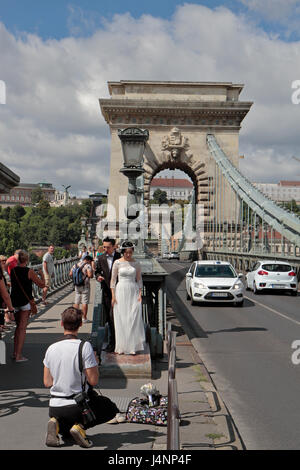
[
  {"xmin": 30, "ymin": 256, "xmax": 79, "ymax": 301},
  {"xmin": 206, "ymin": 250, "xmax": 300, "ymax": 281},
  {"xmin": 167, "ymin": 323, "xmax": 180, "ymax": 450}
]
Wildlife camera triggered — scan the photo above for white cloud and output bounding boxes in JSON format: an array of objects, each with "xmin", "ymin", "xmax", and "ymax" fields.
[
  {"xmin": 240, "ymin": 0, "xmax": 299, "ymax": 22},
  {"xmin": 239, "ymin": 0, "xmax": 300, "ymax": 38},
  {"xmin": 1, "ymin": 4, "xmax": 300, "ymax": 198}
]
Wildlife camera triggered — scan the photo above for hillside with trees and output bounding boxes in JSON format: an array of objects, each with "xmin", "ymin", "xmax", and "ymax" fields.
[{"xmin": 0, "ymin": 199, "xmax": 92, "ymax": 259}]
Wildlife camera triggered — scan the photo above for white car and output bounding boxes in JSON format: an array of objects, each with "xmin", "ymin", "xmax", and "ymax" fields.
[
  {"xmin": 168, "ymin": 252, "xmax": 180, "ymax": 260},
  {"xmin": 185, "ymin": 260, "xmax": 245, "ymax": 306},
  {"xmin": 246, "ymin": 260, "xmax": 298, "ymax": 296}
]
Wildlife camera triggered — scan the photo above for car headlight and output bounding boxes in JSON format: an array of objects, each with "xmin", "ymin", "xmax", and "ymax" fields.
[
  {"xmin": 233, "ymin": 282, "xmax": 243, "ymax": 290},
  {"xmin": 194, "ymin": 282, "xmax": 206, "ymax": 289}
]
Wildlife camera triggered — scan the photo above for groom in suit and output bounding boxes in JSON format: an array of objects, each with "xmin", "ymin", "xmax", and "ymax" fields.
[{"xmin": 95, "ymin": 237, "xmax": 121, "ymax": 352}]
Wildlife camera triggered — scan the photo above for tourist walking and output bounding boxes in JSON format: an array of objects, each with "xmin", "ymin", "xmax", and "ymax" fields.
[
  {"xmin": 79, "ymin": 245, "xmax": 88, "ymax": 259},
  {"xmin": 95, "ymin": 237, "xmax": 121, "ymax": 352},
  {"xmin": 0, "ymin": 255, "xmax": 11, "ymax": 290},
  {"xmin": 42, "ymin": 245, "xmax": 55, "ymax": 305},
  {"xmin": 110, "ymin": 240, "xmax": 145, "ymax": 355},
  {"xmin": 0, "ymin": 264, "xmax": 15, "ymax": 333},
  {"xmin": 5, "ymin": 249, "xmax": 21, "ymax": 277},
  {"xmin": 0, "ymin": 255, "xmax": 13, "ymax": 327},
  {"xmin": 43, "ymin": 307, "xmax": 99, "ymax": 448},
  {"xmin": 70, "ymin": 254, "xmax": 93, "ymax": 323},
  {"xmin": 10, "ymin": 250, "xmax": 45, "ymax": 362}
]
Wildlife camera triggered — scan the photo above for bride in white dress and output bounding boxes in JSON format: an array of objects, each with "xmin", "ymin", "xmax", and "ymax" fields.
[{"xmin": 110, "ymin": 241, "xmax": 145, "ymax": 355}]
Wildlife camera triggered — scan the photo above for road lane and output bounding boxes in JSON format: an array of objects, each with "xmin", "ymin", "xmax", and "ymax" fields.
[{"xmin": 161, "ymin": 260, "xmax": 300, "ymax": 449}]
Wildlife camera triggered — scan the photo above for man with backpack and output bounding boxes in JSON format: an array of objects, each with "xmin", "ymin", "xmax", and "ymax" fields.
[{"xmin": 70, "ymin": 254, "xmax": 93, "ymax": 323}]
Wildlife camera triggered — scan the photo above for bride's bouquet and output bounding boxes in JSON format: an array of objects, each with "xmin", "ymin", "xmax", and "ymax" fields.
[{"xmin": 140, "ymin": 383, "xmax": 160, "ymax": 406}]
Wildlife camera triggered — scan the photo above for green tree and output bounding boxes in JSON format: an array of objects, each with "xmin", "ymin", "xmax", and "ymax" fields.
[
  {"xmin": 153, "ymin": 189, "xmax": 168, "ymax": 205},
  {"xmin": 35, "ymin": 199, "xmax": 51, "ymax": 218},
  {"xmin": 1, "ymin": 207, "xmax": 11, "ymax": 221},
  {"xmin": 31, "ymin": 187, "xmax": 45, "ymax": 205},
  {"xmin": 283, "ymin": 199, "xmax": 300, "ymax": 214},
  {"xmin": 0, "ymin": 220, "xmax": 26, "ymax": 256},
  {"xmin": 2, "ymin": 197, "xmax": 93, "ymax": 257},
  {"xmin": 80, "ymin": 199, "xmax": 92, "ymax": 217},
  {"xmin": 9, "ymin": 205, "xmax": 26, "ymax": 225}
]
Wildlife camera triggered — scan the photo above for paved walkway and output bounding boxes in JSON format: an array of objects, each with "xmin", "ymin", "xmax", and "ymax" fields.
[{"xmin": 0, "ymin": 280, "xmax": 244, "ymax": 451}]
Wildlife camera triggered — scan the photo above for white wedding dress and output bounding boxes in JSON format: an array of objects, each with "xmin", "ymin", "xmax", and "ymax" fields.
[{"xmin": 110, "ymin": 259, "xmax": 145, "ymax": 354}]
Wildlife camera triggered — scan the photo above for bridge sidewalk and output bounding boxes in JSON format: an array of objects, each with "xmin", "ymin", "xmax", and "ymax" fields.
[{"xmin": 0, "ymin": 280, "xmax": 243, "ymax": 451}]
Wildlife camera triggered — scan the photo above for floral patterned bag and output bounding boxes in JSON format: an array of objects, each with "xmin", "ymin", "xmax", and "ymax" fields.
[{"xmin": 126, "ymin": 396, "xmax": 168, "ymax": 426}]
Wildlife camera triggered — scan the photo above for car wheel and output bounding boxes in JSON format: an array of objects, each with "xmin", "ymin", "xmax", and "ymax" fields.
[
  {"xmin": 234, "ymin": 300, "xmax": 244, "ymax": 307},
  {"xmin": 186, "ymin": 290, "xmax": 191, "ymax": 300},
  {"xmin": 253, "ymin": 282, "xmax": 260, "ymax": 295},
  {"xmin": 291, "ymin": 290, "xmax": 298, "ymax": 297},
  {"xmin": 190, "ymin": 293, "xmax": 197, "ymax": 306}
]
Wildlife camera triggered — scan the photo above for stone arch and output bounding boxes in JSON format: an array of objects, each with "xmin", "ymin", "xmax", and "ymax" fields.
[{"xmin": 143, "ymin": 141, "xmax": 209, "ymax": 214}]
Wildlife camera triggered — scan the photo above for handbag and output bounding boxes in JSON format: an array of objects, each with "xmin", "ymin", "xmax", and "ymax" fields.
[
  {"xmin": 126, "ymin": 396, "xmax": 168, "ymax": 426},
  {"xmin": 77, "ymin": 341, "xmax": 119, "ymax": 428},
  {"xmin": 12, "ymin": 268, "xmax": 37, "ymax": 314}
]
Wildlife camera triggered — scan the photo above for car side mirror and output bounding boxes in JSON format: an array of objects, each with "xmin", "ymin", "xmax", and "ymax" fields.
[
  {"xmin": 186, "ymin": 273, "xmax": 192, "ymax": 278},
  {"xmin": 238, "ymin": 273, "xmax": 244, "ymax": 278}
]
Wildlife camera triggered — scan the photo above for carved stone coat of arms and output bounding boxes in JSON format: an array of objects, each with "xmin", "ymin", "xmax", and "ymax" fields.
[{"xmin": 161, "ymin": 127, "xmax": 193, "ymax": 162}]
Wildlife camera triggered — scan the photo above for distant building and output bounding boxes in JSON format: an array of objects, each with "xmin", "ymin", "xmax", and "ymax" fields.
[
  {"xmin": 254, "ymin": 181, "xmax": 300, "ymax": 204},
  {"xmin": 150, "ymin": 177, "xmax": 193, "ymax": 201},
  {"xmin": 0, "ymin": 182, "xmax": 55, "ymax": 207}
]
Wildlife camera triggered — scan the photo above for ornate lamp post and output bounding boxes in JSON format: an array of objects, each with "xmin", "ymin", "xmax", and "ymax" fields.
[
  {"xmin": 78, "ymin": 216, "xmax": 87, "ymax": 253},
  {"xmin": 118, "ymin": 127, "xmax": 149, "ymax": 255},
  {"xmin": 86, "ymin": 222, "xmax": 92, "ymax": 247}
]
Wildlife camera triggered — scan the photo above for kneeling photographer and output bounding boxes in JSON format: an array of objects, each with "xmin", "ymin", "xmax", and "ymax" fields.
[{"xmin": 43, "ymin": 307, "xmax": 100, "ymax": 448}]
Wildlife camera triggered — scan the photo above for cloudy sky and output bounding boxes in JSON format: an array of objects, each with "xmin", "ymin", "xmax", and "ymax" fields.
[{"xmin": 1, "ymin": 0, "xmax": 300, "ymax": 197}]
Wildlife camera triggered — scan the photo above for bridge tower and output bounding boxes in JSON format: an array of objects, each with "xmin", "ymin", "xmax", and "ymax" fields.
[{"xmin": 100, "ymin": 81, "xmax": 252, "ymax": 241}]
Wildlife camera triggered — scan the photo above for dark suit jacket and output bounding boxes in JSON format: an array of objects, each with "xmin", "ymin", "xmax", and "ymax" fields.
[{"xmin": 95, "ymin": 251, "xmax": 121, "ymax": 294}]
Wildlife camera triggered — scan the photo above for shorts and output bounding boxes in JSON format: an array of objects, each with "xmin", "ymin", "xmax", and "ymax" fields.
[
  {"xmin": 44, "ymin": 275, "xmax": 52, "ymax": 288},
  {"xmin": 49, "ymin": 405, "xmax": 84, "ymax": 435},
  {"xmin": 74, "ymin": 286, "xmax": 90, "ymax": 305},
  {"xmin": 15, "ymin": 303, "xmax": 31, "ymax": 312}
]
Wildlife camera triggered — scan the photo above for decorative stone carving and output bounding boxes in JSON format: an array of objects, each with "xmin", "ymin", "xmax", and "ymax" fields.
[{"xmin": 161, "ymin": 128, "xmax": 193, "ymax": 162}]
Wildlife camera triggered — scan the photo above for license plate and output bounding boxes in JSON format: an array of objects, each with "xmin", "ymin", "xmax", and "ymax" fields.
[
  {"xmin": 271, "ymin": 284, "xmax": 285, "ymax": 288},
  {"xmin": 211, "ymin": 292, "xmax": 228, "ymax": 297}
]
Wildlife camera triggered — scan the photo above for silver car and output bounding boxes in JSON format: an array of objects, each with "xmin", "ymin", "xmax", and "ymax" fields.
[
  {"xmin": 246, "ymin": 260, "xmax": 298, "ymax": 296},
  {"xmin": 185, "ymin": 260, "xmax": 245, "ymax": 306}
]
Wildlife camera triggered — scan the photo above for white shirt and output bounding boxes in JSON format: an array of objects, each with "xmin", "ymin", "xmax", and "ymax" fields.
[
  {"xmin": 43, "ymin": 252, "xmax": 54, "ymax": 276},
  {"xmin": 43, "ymin": 339, "xmax": 97, "ymax": 407},
  {"xmin": 106, "ymin": 251, "xmax": 115, "ymax": 271}
]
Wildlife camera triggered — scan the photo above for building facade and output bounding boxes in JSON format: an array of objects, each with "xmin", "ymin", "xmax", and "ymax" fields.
[
  {"xmin": 0, "ymin": 182, "xmax": 55, "ymax": 207},
  {"xmin": 254, "ymin": 181, "xmax": 300, "ymax": 204},
  {"xmin": 150, "ymin": 176, "xmax": 193, "ymax": 201}
]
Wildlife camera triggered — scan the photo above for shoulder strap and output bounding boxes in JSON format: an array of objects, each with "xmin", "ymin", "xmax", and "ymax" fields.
[{"xmin": 78, "ymin": 340, "xmax": 86, "ymax": 391}]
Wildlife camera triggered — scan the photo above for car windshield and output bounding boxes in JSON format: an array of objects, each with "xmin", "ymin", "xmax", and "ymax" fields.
[
  {"xmin": 195, "ymin": 265, "xmax": 236, "ymax": 278},
  {"xmin": 262, "ymin": 264, "xmax": 292, "ymax": 272}
]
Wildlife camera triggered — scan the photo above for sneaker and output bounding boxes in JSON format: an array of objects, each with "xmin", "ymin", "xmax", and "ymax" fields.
[
  {"xmin": 15, "ymin": 357, "xmax": 29, "ymax": 363},
  {"xmin": 107, "ymin": 413, "xmax": 126, "ymax": 424},
  {"xmin": 70, "ymin": 424, "xmax": 93, "ymax": 448},
  {"xmin": 46, "ymin": 417, "xmax": 60, "ymax": 447}
]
